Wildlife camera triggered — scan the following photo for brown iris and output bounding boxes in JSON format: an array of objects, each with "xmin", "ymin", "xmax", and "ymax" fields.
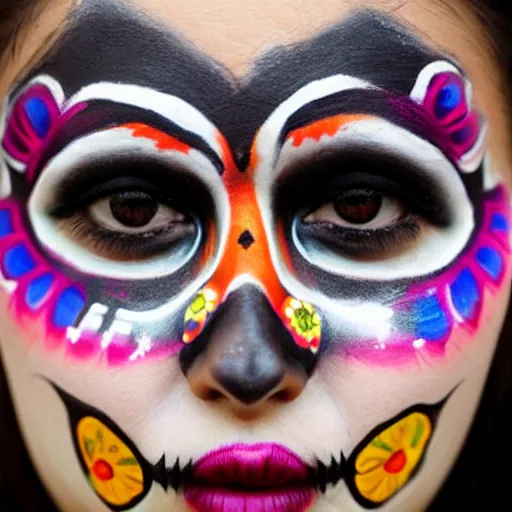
[
  {"xmin": 109, "ymin": 191, "xmax": 158, "ymax": 228},
  {"xmin": 333, "ymin": 189, "xmax": 382, "ymax": 224}
]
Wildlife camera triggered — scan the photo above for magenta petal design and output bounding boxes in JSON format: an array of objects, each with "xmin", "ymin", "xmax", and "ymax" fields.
[
  {"xmin": 1, "ymin": 84, "xmax": 61, "ymax": 168},
  {"xmin": 420, "ymin": 72, "xmax": 482, "ymax": 165}
]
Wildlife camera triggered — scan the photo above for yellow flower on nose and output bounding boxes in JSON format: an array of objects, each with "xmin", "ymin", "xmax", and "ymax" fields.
[
  {"xmin": 282, "ymin": 297, "xmax": 322, "ymax": 353},
  {"xmin": 77, "ymin": 416, "xmax": 145, "ymax": 507},
  {"xmin": 182, "ymin": 288, "xmax": 218, "ymax": 343},
  {"xmin": 353, "ymin": 412, "xmax": 432, "ymax": 504}
]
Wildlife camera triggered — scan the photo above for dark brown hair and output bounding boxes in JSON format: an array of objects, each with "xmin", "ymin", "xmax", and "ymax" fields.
[
  {"xmin": 0, "ymin": 0, "xmax": 511, "ymax": 510},
  {"xmin": 0, "ymin": 0, "xmax": 45, "ymax": 59}
]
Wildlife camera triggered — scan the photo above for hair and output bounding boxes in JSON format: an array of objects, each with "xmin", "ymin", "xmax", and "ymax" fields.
[
  {"xmin": 0, "ymin": 0, "xmax": 43, "ymax": 59},
  {"xmin": 0, "ymin": 0, "xmax": 511, "ymax": 510}
]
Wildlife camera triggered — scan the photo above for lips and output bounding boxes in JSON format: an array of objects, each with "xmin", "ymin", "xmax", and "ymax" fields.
[{"xmin": 183, "ymin": 443, "xmax": 317, "ymax": 512}]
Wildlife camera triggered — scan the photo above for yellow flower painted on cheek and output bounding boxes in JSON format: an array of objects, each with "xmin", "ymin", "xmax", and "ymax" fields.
[
  {"xmin": 77, "ymin": 417, "xmax": 145, "ymax": 507},
  {"xmin": 353, "ymin": 412, "xmax": 432, "ymax": 504}
]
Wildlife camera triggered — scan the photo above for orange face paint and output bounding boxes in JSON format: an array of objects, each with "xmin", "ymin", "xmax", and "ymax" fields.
[
  {"xmin": 205, "ymin": 134, "xmax": 287, "ymax": 308},
  {"xmin": 287, "ymin": 113, "xmax": 372, "ymax": 147},
  {"xmin": 119, "ymin": 123, "xmax": 191, "ymax": 154}
]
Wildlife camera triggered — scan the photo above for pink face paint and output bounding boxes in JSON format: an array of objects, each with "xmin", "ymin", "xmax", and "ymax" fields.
[{"xmin": 342, "ymin": 186, "xmax": 511, "ymax": 365}]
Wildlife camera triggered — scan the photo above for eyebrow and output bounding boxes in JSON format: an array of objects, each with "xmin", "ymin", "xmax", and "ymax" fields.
[
  {"xmin": 277, "ymin": 88, "xmax": 458, "ymax": 162},
  {"xmin": 20, "ymin": 0, "xmax": 442, "ymax": 167},
  {"xmin": 31, "ymin": 102, "xmax": 225, "ymax": 181}
]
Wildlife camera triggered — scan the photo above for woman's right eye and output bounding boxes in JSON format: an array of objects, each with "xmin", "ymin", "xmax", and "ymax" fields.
[
  {"xmin": 56, "ymin": 189, "xmax": 198, "ymax": 262},
  {"xmin": 89, "ymin": 191, "xmax": 186, "ymax": 233}
]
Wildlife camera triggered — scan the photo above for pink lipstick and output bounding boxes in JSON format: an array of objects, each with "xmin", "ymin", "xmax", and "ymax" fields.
[{"xmin": 183, "ymin": 443, "xmax": 317, "ymax": 512}]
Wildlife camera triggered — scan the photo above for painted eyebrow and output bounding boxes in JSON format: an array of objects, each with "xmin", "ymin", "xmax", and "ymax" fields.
[
  {"xmin": 277, "ymin": 88, "xmax": 458, "ymax": 162},
  {"xmin": 22, "ymin": 1, "xmax": 442, "ymax": 168},
  {"xmin": 31, "ymin": 102, "xmax": 224, "ymax": 182}
]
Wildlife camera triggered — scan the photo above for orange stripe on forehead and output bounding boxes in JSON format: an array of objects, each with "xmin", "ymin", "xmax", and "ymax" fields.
[
  {"xmin": 118, "ymin": 122, "xmax": 192, "ymax": 154},
  {"xmin": 287, "ymin": 113, "xmax": 373, "ymax": 147}
]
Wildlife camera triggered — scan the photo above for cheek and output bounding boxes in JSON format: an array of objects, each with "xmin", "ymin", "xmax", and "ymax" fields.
[
  {"xmin": 0, "ymin": 201, "xmax": 185, "ymax": 366},
  {"xmin": 322, "ymin": 185, "xmax": 511, "ymax": 367}
]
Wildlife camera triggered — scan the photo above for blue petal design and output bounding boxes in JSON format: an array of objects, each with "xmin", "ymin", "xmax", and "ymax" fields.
[
  {"xmin": 476, "ymin": 247, "xmax": 503, "ymax": 280},
  {"xmin": 0, "ymin": 210, "xmax": 13, "ymax": 238},
  {"xmin": 490, "ymin": 213, "xmax": 508, "ymax": 232},
  {"xmin": 435, "ymin": 83, "xmax": 462, "ymax": 119},
  {"xmin": 184, "ymin": 319, "xmax": 200, "ymax": 331},
  {"xmin": 3, "ymin": 243, "xmax": 36, "ymax": 278},
  {"xmin": 24, "ymin": 97, "xmax": 51, "ymax": 138},
  {"xmin": 52, "ymin": 287, "xmax": 85, "ymax": 328},
  {"xmin": 450, "ymin": 268, "xmax": 480, "ymax": 320},
  {"xmin": 413, "ymin": 295, "xmax": 450, "ymax": 341},
  {"xmin": 25, "ymin": 273, "xmax": 54, "ymax": 310}
]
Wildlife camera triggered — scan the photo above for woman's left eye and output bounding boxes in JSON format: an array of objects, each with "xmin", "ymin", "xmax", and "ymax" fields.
[
  {"xmin": 304, "ymin": 188, "xmax": 405, "ymax": 229},
  {"xmin": 89, "ymin": 191, "xmax": 186, "ymax": 233}
]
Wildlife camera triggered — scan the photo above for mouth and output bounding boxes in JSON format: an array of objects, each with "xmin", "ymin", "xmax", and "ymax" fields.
[{"xmin": 183, "ymin": 443, "xmax": 320, "ymax": 512}]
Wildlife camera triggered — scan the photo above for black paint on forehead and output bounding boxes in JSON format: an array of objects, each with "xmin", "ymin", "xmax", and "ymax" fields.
[{"xmin": 25, "ymin": 0, "xmax": 441, "ymax": 165}]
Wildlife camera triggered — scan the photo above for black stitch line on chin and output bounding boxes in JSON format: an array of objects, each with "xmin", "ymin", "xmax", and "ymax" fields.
[{"xmin": 315, "ymin": 451, "xmax": 347, "ymax": 493}]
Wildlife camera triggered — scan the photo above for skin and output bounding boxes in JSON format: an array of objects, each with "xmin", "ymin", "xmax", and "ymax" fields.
[{"xmin": 0, "ymin": 1, "xmax": 511, "ymax": 511}]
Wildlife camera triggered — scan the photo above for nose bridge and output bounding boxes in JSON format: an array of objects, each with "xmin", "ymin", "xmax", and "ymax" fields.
[{"xmin": 208, "ymin": 151, "xmax": 286, "ymax": 308}]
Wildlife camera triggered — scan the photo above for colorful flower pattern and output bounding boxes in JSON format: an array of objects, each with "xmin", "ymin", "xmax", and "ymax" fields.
[
  {"xmin": 281, "ymin": 297, "xmax": 322, "ymax": 353},
  {"xmin": 77, "ymin": 416, "xmax": 145, "ymax": 508},
  {"xmin": 353, "ymin": 412, "xmax": 432, "ymax": 505},
  {"xmin": 182, "ymin": 288, "xmax": 218, "ymax": 343}
]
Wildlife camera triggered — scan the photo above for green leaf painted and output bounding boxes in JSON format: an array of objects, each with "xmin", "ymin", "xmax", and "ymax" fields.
[
  {"xmin": 117, "ymin": 457, "xmax": 138, "ymax": 466},
  {"xmin": 96, "ymin": 428, "xmax": 104, "ymax": 452},
  {"xmin": 371, "ymin": 437, "xmax": 393, "ymax": 452},
  {"xmin": 83, "ymin": 437, "xmax": 95, "ymax": 460},
  {"xmin": 411, "ymin": 418, "xmax": 425, "ymax": 448}
]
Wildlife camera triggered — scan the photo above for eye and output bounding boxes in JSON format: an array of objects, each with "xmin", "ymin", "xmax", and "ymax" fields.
[
  {"xmin": 90, "ymin": 191, "xmax": 186, "ymax": 233},
  {"xmin": 300, "ymin": 186, "xmax": 418, "ymax": 260},
  {"xmin": 55, "ymin": 188, "xmax": 197, "ymax": 262},
  {"xmin": 305, "ymin": 188, "xmax": 404, "ymax": 229},
  {"xmin": 272, "ymin": 130, "xmax": 474, "ymax": 281}
]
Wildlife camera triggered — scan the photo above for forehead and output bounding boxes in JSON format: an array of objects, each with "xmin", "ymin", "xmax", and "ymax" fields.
[{"xmin": 23, "ymin": 0, "xmax": 443, "ymax": 162}]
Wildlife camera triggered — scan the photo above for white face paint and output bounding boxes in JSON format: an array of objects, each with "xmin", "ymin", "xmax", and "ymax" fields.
[{"xmin": 0, "ymin": 4, "xmax": 510, "ymax": 512}]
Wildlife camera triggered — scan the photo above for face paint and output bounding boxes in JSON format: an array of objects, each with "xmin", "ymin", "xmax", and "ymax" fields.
[
  {"xmin": 52, "ymin": 378, "xmax": 447, "ymax": 510},
  {"xmin": 0, "ymin": 2, "xmax": 510, "ymax": 511}
]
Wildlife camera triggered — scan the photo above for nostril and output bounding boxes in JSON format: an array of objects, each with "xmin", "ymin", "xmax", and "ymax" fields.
[
  {"xmin": 203, "ymin": 388, "xmax": 224, "ymax": 402},
  {"xmin": 272, "ymin": 389, "xmax": 294, "ymax": 401},
  {"xmin": 270, "ymin": 371, "xmax": 308, "ymax": 403}
]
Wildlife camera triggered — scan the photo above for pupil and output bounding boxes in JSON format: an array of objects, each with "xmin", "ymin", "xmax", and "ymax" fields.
[
  {"xmin": 110, "ymin": 192, "xmax": 158, "ymax": 228},
  {"xmin": 334, "ymin": 189, "xmax": 382, "ymax": 224}
]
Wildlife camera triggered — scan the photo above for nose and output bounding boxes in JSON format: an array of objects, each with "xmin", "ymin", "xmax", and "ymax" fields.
[{"xmin": 179, "ymin": 286, "xmax": 315, "ymax": 413}]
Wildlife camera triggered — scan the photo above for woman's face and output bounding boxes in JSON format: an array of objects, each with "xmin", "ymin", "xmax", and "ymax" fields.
[{"xmin": 0, "ymin": 0, "xmax": 511, "ymax": 511}]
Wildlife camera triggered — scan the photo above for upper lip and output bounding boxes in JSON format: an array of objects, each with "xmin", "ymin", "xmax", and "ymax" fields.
[{"xmin": 190, "ymin": 443, "xmax": 315, "ymax": 488}]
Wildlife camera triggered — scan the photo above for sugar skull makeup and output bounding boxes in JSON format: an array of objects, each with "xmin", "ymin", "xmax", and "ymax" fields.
[{"xmin": 0, "ymin": 1, "xmax": 510, "ymax": 511}]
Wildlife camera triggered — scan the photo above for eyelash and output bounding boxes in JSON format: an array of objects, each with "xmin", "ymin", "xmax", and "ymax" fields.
[
  {"xmin": 298, "ymin": 213, "xmax": 422, "ymax": 258},
  {"xmin": 275, "ymin": 150, "xmax": 451, "ymax": 259},
  {"xmin": 59, "ymin": 214, "xmax": 197, "ymax": 261},
  {"xmin": 48, "ymin": 159, "xmax": 214, "ymax": 261}
]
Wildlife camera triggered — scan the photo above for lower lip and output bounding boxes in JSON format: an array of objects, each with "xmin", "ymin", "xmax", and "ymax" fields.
[
  {"xmin": 183, "ymin": 443, "xmax": 316, "ymax": 512},
  {"xmin": 184, "ymin": 486, "xmax": 316, "ymax": 512}
]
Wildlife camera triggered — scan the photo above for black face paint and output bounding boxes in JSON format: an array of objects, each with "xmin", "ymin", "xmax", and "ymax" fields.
[{"xmin": 25, "ymin": 0, "xmax": 439, "ymax": 168}]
